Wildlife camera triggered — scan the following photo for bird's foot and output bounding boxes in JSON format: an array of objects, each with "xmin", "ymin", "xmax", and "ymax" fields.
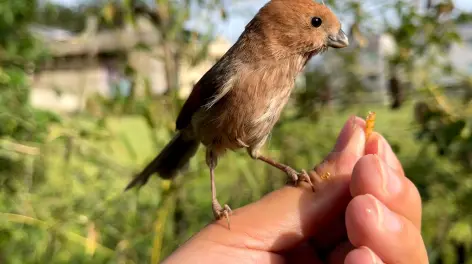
[
  {"xmin": 285, "ymin": 168, "xmax": 315, "ymax": 192},
  {"xmin": 212, "ymin": 202, "xmax": 232, "ymax": 229}
]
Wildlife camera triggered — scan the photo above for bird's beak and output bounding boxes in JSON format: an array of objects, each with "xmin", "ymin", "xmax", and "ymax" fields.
[{"xmin": 327, "ymin": 29, "xmax": 349, "ymax": 48}]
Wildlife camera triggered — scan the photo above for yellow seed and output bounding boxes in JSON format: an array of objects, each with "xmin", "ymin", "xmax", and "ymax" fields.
[
  {"xmin": 321, "ymin": 172, "xmax": 331, "ymax": 180},
  {"xmin": 365, "ymin": 111, "xmax": 376, "ymax": 139}
]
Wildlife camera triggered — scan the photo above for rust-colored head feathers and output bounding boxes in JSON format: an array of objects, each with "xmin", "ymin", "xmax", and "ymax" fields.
[{"xmin": 248, "ymin": 0, "xmax": 348, "ymax": 57}]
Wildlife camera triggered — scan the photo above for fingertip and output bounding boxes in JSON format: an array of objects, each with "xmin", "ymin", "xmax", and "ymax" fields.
[
  {"xmin": 345, "ymin": 247, "xmax": 383, "ymax": 264},
  {"xmin": 353, "ymin": 115, "xmax": 367, "ymax": 129},
  {"xmin": 345, "ymin": 193, "xmax": 428, "ymax": 263},
  {"xmin": 350, "ymin": 154, "xmax": 380, "ymax": 197},
  {"xmin": 365, "ymin": 132, "xmax": 381, "ymax": 155},
  {"xmin": 346, "ymin": 194, "xmax": 390, "ymax": 248},
  {"xmin": 365, "ymin": 133, "xmax": 404, "ymax": 176},
  {"xmin": 333, "ymin": 116, "xmax": 366, "ymax": 154},
  {"xmin": 345, "ymin": 195, "xmax": 371, "ymax": 247}
]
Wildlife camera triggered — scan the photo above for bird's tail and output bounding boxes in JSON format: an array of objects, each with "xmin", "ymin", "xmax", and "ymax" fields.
[{"xmin": 124, "ymin": 131, "xmax": 199, "ymax": 191}]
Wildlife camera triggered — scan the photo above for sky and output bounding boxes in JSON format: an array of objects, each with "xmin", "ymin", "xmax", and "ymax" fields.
[
  {"xmin": 51, "ymin": 0, "xmax": 472, "ymax": 43},
  {"xmin": 211, "ymin": 0, "xmax": 472, "ymax": 42}
]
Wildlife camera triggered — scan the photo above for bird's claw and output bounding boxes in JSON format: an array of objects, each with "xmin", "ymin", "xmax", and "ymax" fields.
[
  {"xmin": 213, "ymin": 204, "xmax": 232, "ymax": 229},
  {"xmin": 286, "ymin": 168, "xmax": 315, "ymax": 192}
]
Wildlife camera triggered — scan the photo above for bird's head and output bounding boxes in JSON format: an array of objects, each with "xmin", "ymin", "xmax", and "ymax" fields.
[{"xmin": 255, "ymin": 0, "xmax": 349, "ymax": 57}]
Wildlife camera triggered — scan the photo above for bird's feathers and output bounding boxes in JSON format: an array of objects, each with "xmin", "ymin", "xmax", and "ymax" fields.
[
  {"xmin": 175, "ymin": 51, "xmax": 236, "ymax": 131},
  {"xmin": 176, "ymin": 0, "xmax": 341, "ymax": 131}
]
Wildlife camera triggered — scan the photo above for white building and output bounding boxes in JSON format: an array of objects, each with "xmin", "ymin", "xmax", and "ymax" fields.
[
  {"xmin": 448, "ymin": 23, "xmax": 472, "ymax": 75},
  {"xmin": 29, "ymin": 17, "xmax": 232, "ymax": 113},
  {"xmin": 317, "ymin": 31, "xmax": 397, "ymax": 105}
]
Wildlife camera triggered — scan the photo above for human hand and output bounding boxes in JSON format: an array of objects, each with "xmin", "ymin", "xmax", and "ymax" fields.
[{"xmin": 162, "ymin": 116, "xmax": 428, "ymax": 264}]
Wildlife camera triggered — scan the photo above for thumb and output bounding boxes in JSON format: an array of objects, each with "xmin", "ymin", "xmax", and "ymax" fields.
[{"xmin": 186, "ymin": 116, "xmax": 366, "ymax": 252}]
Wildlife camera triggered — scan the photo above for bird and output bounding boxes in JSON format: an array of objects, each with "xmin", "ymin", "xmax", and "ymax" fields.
[{"xmin": 125, "ymin": 0, "xmax": 349, "ymax": 228}]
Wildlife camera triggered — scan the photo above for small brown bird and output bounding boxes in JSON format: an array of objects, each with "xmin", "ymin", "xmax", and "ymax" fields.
[{"xmin": 125, "ymin": 0, "xmax": 349, "ymax": 227}]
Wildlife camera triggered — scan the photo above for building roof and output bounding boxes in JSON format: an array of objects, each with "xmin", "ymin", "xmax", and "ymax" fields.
[
  {"xmin": 30, "ymin": 25, "xmax": 76, "ymax": 41},
  {"xmin": 32, "ymin": 16, "xmax": 231, "ymax": 58}
]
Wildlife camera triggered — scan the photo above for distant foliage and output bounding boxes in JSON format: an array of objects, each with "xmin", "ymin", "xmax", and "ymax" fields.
[
  {"xmin": 0, "ymin": 0, "xmax": 60, "ymax": 194},
  {"xmin": 385, "ymin": 2, "xmax": 472, "ymax": 263}
]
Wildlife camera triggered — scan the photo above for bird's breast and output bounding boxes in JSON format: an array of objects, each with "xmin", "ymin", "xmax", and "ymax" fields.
[{"xmin": 192, "ymin": 55, "xmax": 306, "ymax": 153}]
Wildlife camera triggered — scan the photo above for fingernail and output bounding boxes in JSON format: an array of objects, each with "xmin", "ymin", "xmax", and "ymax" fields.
[
  {"xmin": 381, "ymin": 202, "xmax": 403, "ymax": 232},
  {"xmin": 333, "ymin": 116, "xmax": 364, "ymax": 153},
  {"xmin": 375, "ymin": 155, "xmax": 402, "ymax": 195},
  {"xmin": 366, "ymin": 194, "xmax": 402, "ymax": 232},
  {"xmin": 377, "ymin": 136, "xmax": 400, "ymax": 172}
]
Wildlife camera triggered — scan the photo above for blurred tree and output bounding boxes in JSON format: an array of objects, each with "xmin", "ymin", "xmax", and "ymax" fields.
[
  {"xmin": 98, "ymin": 0, "xmax": 228, "ymax": 97},
  {"xmin": 36, "ymin": 3, "xmax": 87, "ymax": 33},
  {"xmin": 0, "ymin": 0, "xmax": 61, "ymax": 192},
  {"xmin": 0, "ymin": 0, "xmax": 43, "ymax": 67}
]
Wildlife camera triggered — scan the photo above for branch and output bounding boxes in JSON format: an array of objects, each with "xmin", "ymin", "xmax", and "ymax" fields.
[
  {"xmin": 426, "ymin": 84, "xmax": 457, "ymax": 121},
  {"xmin": 2, "ymin": 213, "xmax": 114, "ymax": 256},
  {"xmin": 0, "ymin": 139, "xmax": 40, "ymax": 156}
]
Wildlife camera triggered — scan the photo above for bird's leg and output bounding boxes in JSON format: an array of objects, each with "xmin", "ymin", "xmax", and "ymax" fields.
[
  {"xmin": 256, "ymin": 155, "xmax": 315, "ymax": 192},
  {"xmin": 207, "ymin": 150, "xmax": 232, "ymax": 229},
  {"xmin": 248, "ymin": 138, "xmax": 315, "ymax": 192}
]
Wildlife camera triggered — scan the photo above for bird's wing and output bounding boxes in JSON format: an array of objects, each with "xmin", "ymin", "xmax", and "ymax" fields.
[
  {"xmin": 175, "ymin": 58, "xmax": 235, "ymax": 130},
  {"xmin": 175, "ymin": 82, "xmax": 206, "ymax": 130}
]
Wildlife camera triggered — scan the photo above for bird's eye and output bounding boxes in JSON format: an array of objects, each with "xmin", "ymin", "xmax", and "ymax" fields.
[{"xmin": 311, "ymin": 17, "xmax": 322, "ymax": 27}]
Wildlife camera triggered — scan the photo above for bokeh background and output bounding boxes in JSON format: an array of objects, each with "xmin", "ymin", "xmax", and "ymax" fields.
[{"xmin": 1, "ymin": 0, "xmax": 472, "ymax": 263}]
